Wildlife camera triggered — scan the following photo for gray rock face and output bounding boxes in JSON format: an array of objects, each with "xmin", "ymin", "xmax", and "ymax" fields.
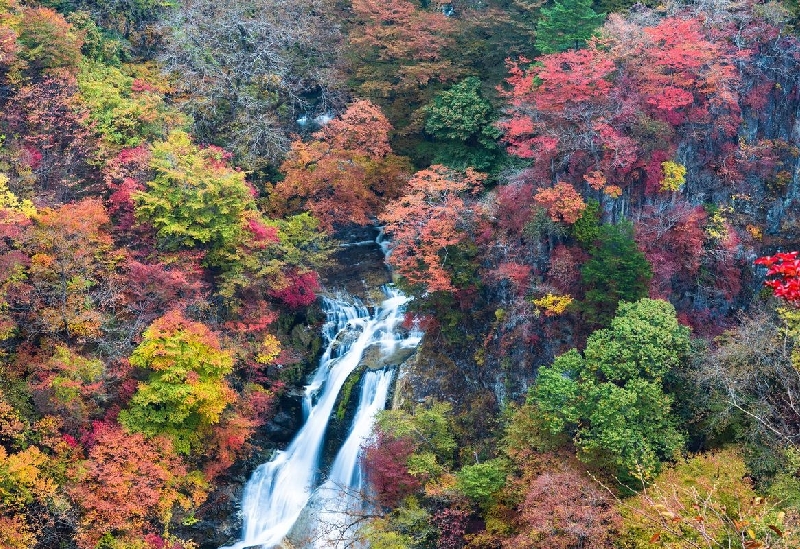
[{"xmin": 319, "ymin": 225, "xmax": 392, "ymax": 301}]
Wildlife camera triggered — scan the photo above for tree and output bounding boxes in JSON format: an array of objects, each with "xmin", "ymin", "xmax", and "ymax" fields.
[
  {"xmin": 380, "ymin": 165, "xmax": 485, "ymax": 293},
  {"xmin": 77, "ymin": 61, "xmax": 184, "ymax": 149},
  {"xmin": 689, "ymin": 308, "xmax": 800, "ymax": 472},
  {"xmin": 13, "ymin": 7, "xmax": 83, "ymax": 76},
  {"xmin": 120, "ymin": 257, "xmax": 208, "ymax": 340},
  {"xmin": 755, "ymin": 251, "xmax": 800, "ymax": 302},
  {"xmin": 68, "ymin": 424, "xmax": 201, "ymax": 549},
  {"xmin": 158, "ymin": 0, "xmax": 342, "ymax": 168},
  {"xmin": 456, "ymin": 459, "xmax": 507, "ymax": 505},
  {"xmin": 500, "ymin": 47, "xmax": 616, "ymax": 182},
  {"xmin": 501, "ymin": 11, "xmax": 744, "ymax": 197},
  {"xmin": 18, "ymin": 199, "xmax": 121, "ymax": 343},
  {"xmin": 535, "ymin": 0, "xmax": 604, "ymax": 54},
  {"xmin": 273, "ymin": 100, "xmax": 411, "ymax": 232},
  {"xmin": 0, "ymin": 14, "xmax": 18, "ymax": 77},
  {"xmin": 618, "ymin": 448, "xmax": 797, "ymax": 549},
  {"xmin": 533, "ymin": 182, "xmax": 586, "ymax": 224},
  {"xmin": 118, "ymin": 310, "xmax": 235, "ymax": 454},
  {"xmin": 581, "ymin": 222, "xmax": 652, "ymax": 326},
  {"xmin": 28, "ymin": 346, "xmax": 106, "ymax": 434},
  {"xmin": 0, "ymin": 411, "xmax": 58, "ymax": 549},
  {"xmin": 616, "ymin": 17, "xmax": 739, "ymax": 127},
  {"xmin": 424, "ymin": 77, "xmax": 502, "ymax": 171},
  {"xmin": 64, "ymin": 11, "xmax": 124, "ymax": 65},
  {"xmin": 531, "ymin": 299, "xmax": 689, "ymax": 481},
  {"xmin": 0, "ymin": 444, "xmax": 55, "ymax": 511},
  {"xmin": 660, "ymin": 161, "xmax": 686, "ymax": 192},
  {"xmin": 1, "ymin": 74, "xmax": 99, "ymax": 203},
  {"xmin": 506, "ymin": 466, "xmax": 620, "ymax": 549},
  {"xmin": 0, "ymin": 516, "xmax": 35, "ymax": 549},
  {"xmin": 349, "ymin": 0, "xmax": 457, "ymax": 99},
  {"xmin": 363, "ymin": 432, "xmax": 422, "ymax": 508},
  {"xmin": 634, "ymin": 202, "xmax": 706, "ymax": 301},
  {"xmin": 362, "ymin": 497, "xmax": 437, "ymax": 549},
  {"xmin": 64, "ymin": 0, "xmax": 168, "ymax": 44},
  {"xmin": 0, "ymin": 175, "xmax": 34, "ymax": 345},
  {"xmin": 366, "ymin": 401, "xmax": 458, "ymax": 498},
  {"xmin": 267, "ymin": 270, "xmax": 320, "ymax": 309},
  {"xmin": 214, "ymin": 207, "xmax": 333, "ymax": 307},
  {"xmin": 133, "ymin": 131, "xmax": 254, "ymax": 267},
  {"xmin": 316, "ymin": 99, "xmax": 394, "ymax": 158}
]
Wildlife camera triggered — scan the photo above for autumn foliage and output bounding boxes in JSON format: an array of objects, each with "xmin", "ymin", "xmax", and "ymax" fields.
[
  {"xmin": 381, "ymin": 165, "xmax": 485, "ymax": 292},
  {"xmin": 0, "ymin": 0, "xmax": 799, "ymax": 546},
  {"xmin": 363, "ymin": 431, "xmax": 421, "ymax": 508},
  {"xmin": 501, "ymin": 15, "xmax": 744, "ymax": 194},
  {"xmin": 69, "ymin": 424, "xmax": 201, "ymax": 549},
  {"xmin": 505, "ymin": 467, "xmax": 620, "ymax": 549},
  {"xmin": 533, "ymin": 182, "xmax": 586, "ymax": 224},
  {"xmin": 349, "ymin": 0, "xmax": 456, "ymax": 94},
  {"xmin": 119, "ymin": 310, "xmax": 235, "ymax": 454},
  {"xmin": 274, "ymin": 100, "xmax": 410, "ymax": 232},
  {"xmin": 755, "ymin": 252, "xmax": 800, "ymax": 302}
]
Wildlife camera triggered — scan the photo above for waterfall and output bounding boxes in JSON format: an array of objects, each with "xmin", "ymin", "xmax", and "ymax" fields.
[
  {"xmin": 223, "ymin": 286, "xmax": 421, "ymax": 549},
  {"xmin": 307, "ymin": 369, "xmax": 395, "ymax": 548}
]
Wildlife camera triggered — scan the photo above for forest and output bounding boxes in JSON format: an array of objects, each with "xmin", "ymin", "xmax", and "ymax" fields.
[{"xmin": 0, "ymin": 0, "xmax": 800, "ymax": 547}]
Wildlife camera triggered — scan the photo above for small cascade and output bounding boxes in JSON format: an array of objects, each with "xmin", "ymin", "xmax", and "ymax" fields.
[{"xmin": 223, "ymin": 287, "xmax": 420, "ymax": 549}]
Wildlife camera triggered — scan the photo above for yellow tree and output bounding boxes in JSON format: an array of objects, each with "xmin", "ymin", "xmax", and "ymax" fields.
[{"xmin": 119, "ymin": 310, "xmax": 235, "ymax": 454}]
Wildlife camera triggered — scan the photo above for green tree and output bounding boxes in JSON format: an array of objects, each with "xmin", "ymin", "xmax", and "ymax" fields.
[
  {"xmin": 78, "ymin": 62, "xmax": 183, "ymax": 148},
  {"xmin": 362, "ymin": 497, "xmax": 436, "ymax": 549},
  {"xmin": 119, "ymin": 310, "xmax": 235, "ymax": 454},
  {"xmin": 377, "ymin": 401, "xmax": 457, "ymax": 477},
  {"xmin": 134, "ymin": 130, "xmax": 254, "ymax": 267},
  {"xmin": 581, "ymin": 221, "xmax": 652, "ymax": 326},
  {"xmin": 456, "ymin": 459, "xmax": 507, "ymax": 505},
  {"xmin": 531, "ymin": 299, "xmax": 689, "ymax": 481},
  {"xmin": 424, "ymin": 77, "xmax": 501, "ymax": 171},
  {"xmin": 535, "ymin": 0, "xmax": 604, "ymax": 54},
  {"xmin": 572, "ymin": 198, "xmax": 601, "ymax": 247},
  {"xmin": 65, "ymin": 11, "xmax": 125, "ymax": 65}
]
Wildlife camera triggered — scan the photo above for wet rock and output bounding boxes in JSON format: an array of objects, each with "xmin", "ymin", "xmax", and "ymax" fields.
[
  {"xmin": 321, "ymin": 366, "xmax": 366, "ymax": 475},
  {"xmin": 392, "ymin": 352, "xmax": 419, "ymax": 410},
  {"xmin": 358, "ymin": 342, "xmax": 418, "ymax": 371},
  {"xmin": 319, "ymin": 224, "xmax": 392, "ymax": 302}
]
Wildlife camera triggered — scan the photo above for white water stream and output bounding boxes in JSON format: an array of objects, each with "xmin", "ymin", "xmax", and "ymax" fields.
[{"xmin": 223, "ymin": 287, "xmax": 421, "ymax": 549}]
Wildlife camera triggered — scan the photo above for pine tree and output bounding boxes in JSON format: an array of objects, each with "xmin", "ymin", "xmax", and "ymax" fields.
[
  {"xmin": 581, "ymin": 221, "xmax": 652, "ymax": 326},
  {"xmin": 535, "ymin": 0, "xmax": 605, "ymax": 54}
]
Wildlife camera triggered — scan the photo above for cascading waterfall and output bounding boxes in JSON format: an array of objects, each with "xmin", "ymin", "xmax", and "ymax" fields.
[
  {"xmin": 223, "ymin": 286, "xmax": 421, "ymax": 549},
  {"xmin": 307, "ymin": 368, "xmax": 395, "ymax": 548}
]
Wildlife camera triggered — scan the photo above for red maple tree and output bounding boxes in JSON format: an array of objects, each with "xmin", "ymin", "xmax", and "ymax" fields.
[{"xmin": 755, "ymin": 252, "xmax": 800, "ymax": 302}]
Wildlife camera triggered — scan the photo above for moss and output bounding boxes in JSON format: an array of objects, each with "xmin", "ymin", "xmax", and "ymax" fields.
[
  {"xmin": 275, "ymin": 304, "xmax": 324, "ymax": 385},
  {"xmin": 336, "ymin": 366, "xmax": 365, "ymax": 422}
]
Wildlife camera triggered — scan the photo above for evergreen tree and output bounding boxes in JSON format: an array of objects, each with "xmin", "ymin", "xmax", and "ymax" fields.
[
  {"xmin": 535, "ymin": 0, "xmax": 605, "ymax": 54},
  {"xmin": 424, "ymin": 77, "xmax": 502, "ymax": 171},
  {"xmin": 581, "ymin": 221, "xmax": 652, "ymax": 326}
]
